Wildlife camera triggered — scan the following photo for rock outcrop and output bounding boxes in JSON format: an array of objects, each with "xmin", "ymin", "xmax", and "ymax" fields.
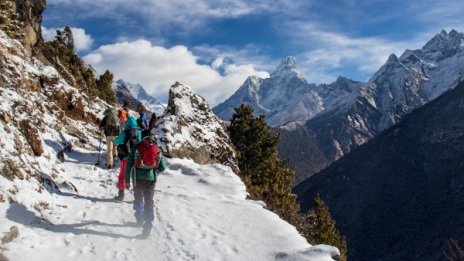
[
  {"xmin": 158, "ymin": 82, "xmax": 239, "ymax": 173},
  {"xmin": 0, "ymin": 0, "xmax": 46, "ymax": 54}
]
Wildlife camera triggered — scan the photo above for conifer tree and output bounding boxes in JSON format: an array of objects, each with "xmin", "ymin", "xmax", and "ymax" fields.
[
  {"xmin": 303, "ymin": 194, "xmax": 347, "ymax": 261},
  {"xmin": 96, "ymin": 70, "xmax": 117, "ymax": 104},
  {"xmin": 228, "ymin": 104, "xmax": 298, "ymax": 218},
  {"xmin": 228, "ymin": 104, "xmax": 347, "ymax": 261}
]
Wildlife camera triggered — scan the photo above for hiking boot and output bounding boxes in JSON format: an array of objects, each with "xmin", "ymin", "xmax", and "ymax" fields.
[
  {"xmin": 113, "ymin": 190, "xmax": 124, "ymax": 201},
  {"xmin": 140, "ymin": 227, "xmax": 151, "ymax": 239},
  {"xmin": 136, "ymin": 217, "xmax": 144, "ymax": 226}
]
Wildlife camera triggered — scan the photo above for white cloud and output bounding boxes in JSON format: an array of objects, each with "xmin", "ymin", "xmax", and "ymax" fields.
[
  {"xmin": 83, "ymin": 39, "xmax": 269, "ymax": 105},
  {"xmin": 41, "ymin": 26, "xmax": 94, "ymax": 51},
  {"xmin": 278, "ymin": 22, "xmax": 429, "ymax": 83},
  {"xmin": 45, "ymin": 0, "xmax": 313, "ymax": 35},
  {"xmin": 70, "ymin": 28, "xmax": 94, "ymax": 51}
]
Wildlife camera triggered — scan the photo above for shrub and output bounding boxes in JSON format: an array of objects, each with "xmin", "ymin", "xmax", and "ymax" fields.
[{"xmin": 19, "ymin": 120, "xmax": 43, "ymax": 156}]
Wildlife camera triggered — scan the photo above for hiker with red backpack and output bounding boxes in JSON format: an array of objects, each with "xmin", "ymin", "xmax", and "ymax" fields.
[
  {"xmin": 125, "ymin": 134, "xmax": 166, "ymax": 238},
  {"xmin": 99, "ymin": 108, "xmax": 120, "ymax": 168},
  {"xmin": 113, "ymin": 116, "xmax": 141, "ymax": 201}
]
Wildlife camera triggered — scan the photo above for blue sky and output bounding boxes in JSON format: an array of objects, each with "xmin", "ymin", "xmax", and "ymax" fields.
[{"xmin": 41, "ymin": 0, "xmax": 464, "ymax": 105}]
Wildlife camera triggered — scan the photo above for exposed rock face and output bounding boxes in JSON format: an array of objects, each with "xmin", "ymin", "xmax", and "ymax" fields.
[
  {"xmin": 0, "ymin": 0, "xmax": 46, "ymax": 53},
  {"xmin": 295, "ymin": 80, "xmax": 464, "ymax": 261},
  {"xmin": 158, "ymin": 82, "xmax": 239, "ymax": 173}
]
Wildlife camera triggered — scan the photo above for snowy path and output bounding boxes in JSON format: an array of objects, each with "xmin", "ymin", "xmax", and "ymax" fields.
[{"xmin": 1, "ymin": 147, "xmax": 338, "ymax": 261}]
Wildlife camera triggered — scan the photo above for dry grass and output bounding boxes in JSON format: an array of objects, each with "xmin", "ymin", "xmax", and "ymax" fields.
[
  {"xmin": 39, "ymin": 75, "xmax": 60, "ymax": 88},
  {"xmin": 19, "ymin": 120, "xmax": 43, "ymax": 156},
  {"xmin": 1, "ymin": 226, "xmax": 18, "ymax": 245},
  {"xmin": 33, "ymin": 202, "xmax": 50, "ymax": 212},
  {"xmin": 1, "ymin": 160, "xmax": 21, "ymax": 181}
]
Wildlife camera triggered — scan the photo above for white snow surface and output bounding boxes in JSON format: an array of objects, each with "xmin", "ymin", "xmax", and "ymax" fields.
[
  {"xmin": 0, "ymin": 31, "xmax": 339, "ymax": 260},
  {"xmin": 1, "ymin": 156, "xmax": 338, "ymax": 261}
]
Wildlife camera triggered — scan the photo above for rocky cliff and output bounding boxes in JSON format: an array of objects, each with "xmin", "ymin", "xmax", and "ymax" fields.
[
  {"xmin": 156, "ymin": 82, "xmax": 239, "ymax": 174},
  {"xmin": 0, "ymin": 0, "xmax": 46, "ymax": 54}
]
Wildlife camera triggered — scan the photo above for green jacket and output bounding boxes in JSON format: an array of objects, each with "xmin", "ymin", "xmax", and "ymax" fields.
[{"xmin": 125, "ymin": 143, "xmax": 167, "ymax": 184}]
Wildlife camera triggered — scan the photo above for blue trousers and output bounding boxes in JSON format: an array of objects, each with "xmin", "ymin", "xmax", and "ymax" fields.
[{"xmin": 133, "ymin": 180, "xmax": 156, "ymax": 229}]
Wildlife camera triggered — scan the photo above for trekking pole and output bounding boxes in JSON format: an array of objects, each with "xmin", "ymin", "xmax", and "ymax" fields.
[{"xmin": 96, "ymin": 132, "xmax": 103, "ymax": 166}]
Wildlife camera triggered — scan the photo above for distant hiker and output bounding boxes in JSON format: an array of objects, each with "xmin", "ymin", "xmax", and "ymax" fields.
[
  {"xmin": 125, "ymin": 134, "xmax": 167, "ymax": 238},
  {"xmin": 114, "ymin": 116, "xmax": 141, "ymax": 200},
  {"xmin": 137, "ymin": 111, "xmax": 148, "ymax": 130},
  {"xmin": 99, "ymin": 108, "xmax": 120, "ymax": 168},
  {"xmin": 118, "ymin": 106, "xmax": 128, "ymax": 130},
  {"xmin": 148, "ymin": 112, "xmax": 162, "ymax": 130},
  {"xmin": 137, "ymin": 111, "xmax": 150, "ymax": 137}
]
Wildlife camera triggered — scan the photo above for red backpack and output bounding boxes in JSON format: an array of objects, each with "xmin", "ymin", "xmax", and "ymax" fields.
[{"xmin": 135, "ymin": 139, "xmax": 159, "ymax": 169}]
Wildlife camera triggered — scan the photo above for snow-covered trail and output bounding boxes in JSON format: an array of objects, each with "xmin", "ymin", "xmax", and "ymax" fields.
[{"xmin": 1, "ymin": 147, "xmax": 338, "ymax": 261}]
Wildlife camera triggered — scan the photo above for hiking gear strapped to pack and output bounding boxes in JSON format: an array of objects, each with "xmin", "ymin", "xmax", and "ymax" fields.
[
  {"xmin": 101, "ymin": 109, "xmax": 120, "ymax": 137},
  {"xmin": 134, "ymin": 137, "xmax": 159, "ymax": 169},
  {"xmin": 117, "ymin": 128, "xmax": 139, "ymax": 160}
]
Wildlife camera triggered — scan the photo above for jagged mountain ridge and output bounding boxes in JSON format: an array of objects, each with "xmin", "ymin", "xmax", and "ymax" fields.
[
  {"xmin": 213, "ymin": 57, "xmax": 363, "ymax": 126},
  {"xmin": 113, "ymin": 79, "xmax": 165, "ymax": 115},
  {"xmin": 294, "ymin": 79, "xmax": 464, "ymax": 261},
  {"xmin": 278, "ymin": 29, "xmax": 464, "ymax": 184}
]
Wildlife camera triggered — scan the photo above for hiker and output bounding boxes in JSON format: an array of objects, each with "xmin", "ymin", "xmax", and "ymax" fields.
[
  {"xmin": 99, "ymin": 108, "xmax": 120, "ymax": 168},
  {"xmin": 137, "ymin": 111, "xmax": 148, "ymax": 130},
  {"xmin": 114, "ymin": 116, "xmax": 141, "ymax": 200},
  {"xmin": 148, "ymin": 112, "xmax": 160, "ymax": 130},
  {"xmin": 125, "ymin": 134, "xmax": 166, "ymax": 238},
  {"xmin": 118, "ymin": 106, "xmax": 128, "ymax": 130},
  {"xmin": 137, "ymin": 111, "xmax": 150, "ymax": 138}
]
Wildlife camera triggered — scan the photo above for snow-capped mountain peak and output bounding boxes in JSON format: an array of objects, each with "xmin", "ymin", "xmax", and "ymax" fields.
[
  {"xmin": 214, "ymin": 57, "xmax": 361, "ymax": 127},
  {"xmin": 114, "ymin": 79, "xmax": 165, "ymax": 115},
  {"xmin": 270, "ymin": 56, "xmax": 306, "ymax": 81},
  {"xmin": 420, "ymin": 29, "xmax": 464, "ymax": 61}
]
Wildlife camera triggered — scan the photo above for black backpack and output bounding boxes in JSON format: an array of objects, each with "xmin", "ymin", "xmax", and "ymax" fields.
[{"xmin": 117, "ymin": 128, "xmax": 139, "ymax": 160}]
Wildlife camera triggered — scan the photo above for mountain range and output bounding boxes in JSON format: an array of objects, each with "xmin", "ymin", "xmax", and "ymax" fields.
[
  {"xmin": 113, "ymin": 79, "xmax": 165, "ymax": 115},
  {"xmin": 215, "ymin": 29, "xmax": 464, "ymax": 185},
  {"xmin": 294, "ymin": 79, "xmax": 464, "ymax": 261}
]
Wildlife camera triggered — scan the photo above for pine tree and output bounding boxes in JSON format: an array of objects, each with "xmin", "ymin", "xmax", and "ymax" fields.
[
  {"xmin": 55, "ymin": 26, "xmax": 74, "ymax": 52},
  {"xmin": 228, "ymin": 104, "xmax": 299, "ymax": 219},
  {"xmin": 303, "ymin": 194, "xmax": 347, "ymax": 261},
  {"xmin": 228, "ymin": 104, "xmax": 347, "ymax": 261},
  {"xmin": 96, "ymin": 70, "xmax": 117, "ymax": 104},
  {"xmin": 42, "ymin": 27, "xmax": 117, "ymax": 103}
]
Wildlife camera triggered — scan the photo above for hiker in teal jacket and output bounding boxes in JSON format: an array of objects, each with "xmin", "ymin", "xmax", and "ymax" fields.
[
  {"xmin": 113, "ymin": 116, "xmax": 142, "ymax": 200},
  {"xmin": 125, "ymin": 135, "xmax": 167, "ymax": 238}
]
